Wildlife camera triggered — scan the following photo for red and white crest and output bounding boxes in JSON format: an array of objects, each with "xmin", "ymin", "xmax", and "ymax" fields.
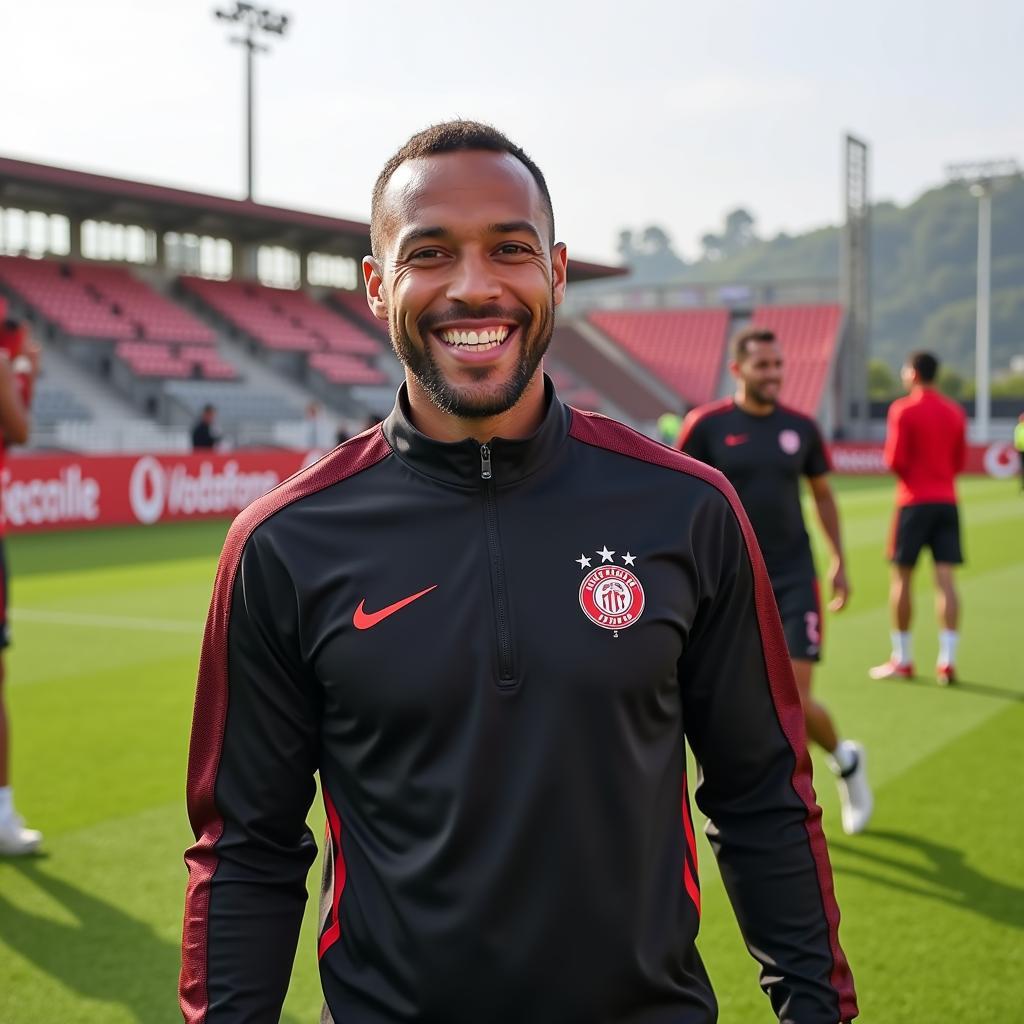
[
  {"xmin": 778, "ymin": 429, "xmax": 801, "ymax": 455},
  {"xmin": 579, "ymin": 564, "xmax": 645, "ymax": 631}
]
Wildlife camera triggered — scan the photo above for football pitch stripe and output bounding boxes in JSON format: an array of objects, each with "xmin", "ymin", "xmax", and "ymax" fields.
[{"xmin": 10, "ymin": 608, "xmax": 204, "ymax": 634}]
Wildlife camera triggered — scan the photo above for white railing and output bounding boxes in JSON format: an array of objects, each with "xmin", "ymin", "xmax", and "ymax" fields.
[{"xmin": 31, "ymin": 420, "xmax": 192, "ymax": 453}]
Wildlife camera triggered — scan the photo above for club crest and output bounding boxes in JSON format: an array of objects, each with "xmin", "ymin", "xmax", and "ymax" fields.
[
  {"xmin": 575, "ymin": 545, "xmax": 645, "ymax": 635},
  {"xmin": 778, "ymin": 429, "xmax": 801, "ymax": 455}
]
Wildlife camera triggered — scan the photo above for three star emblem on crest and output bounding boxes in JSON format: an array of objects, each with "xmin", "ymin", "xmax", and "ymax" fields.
[{"xmin": 575, "ymin": 544, "xmax": 645, "ymax": 636}]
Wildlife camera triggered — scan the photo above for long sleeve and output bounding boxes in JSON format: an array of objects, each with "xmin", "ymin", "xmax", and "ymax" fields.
[
  {"xmin": 181, "ymin": 523, "xmax": 320, "ymax": 1023},
  {"xmin": 679, "ymin": 489, "xmax": 857, "ymax": 1023},
  {"xmin": 883, "ymin": 402, "xmax": 908, "ymax": 477}
]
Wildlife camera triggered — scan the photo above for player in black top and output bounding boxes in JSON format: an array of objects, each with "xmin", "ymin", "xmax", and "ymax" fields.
[
  {"xmin": 181, "ymin": 123, "xmax": 858, "ymax": 1023},
  {"xmin": 679, "ymin": 327, "xmax": 872, "ymax": 836}
]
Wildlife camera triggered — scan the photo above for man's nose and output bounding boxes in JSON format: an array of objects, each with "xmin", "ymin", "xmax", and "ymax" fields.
[{"xmin": 445, "ymin": 251, "xmax": 502, "ymax": 307}]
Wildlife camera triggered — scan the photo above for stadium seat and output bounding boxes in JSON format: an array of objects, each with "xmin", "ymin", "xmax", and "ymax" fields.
[
  {"xmin": 747, "ymin": 304, "xmax": 843, "ymax": 416},
  {"xmin": 586, "ymin": 309, "xmax": 730, "ymax": 406}
]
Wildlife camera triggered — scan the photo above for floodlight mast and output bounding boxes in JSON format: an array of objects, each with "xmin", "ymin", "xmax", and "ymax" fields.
[
  {"xmin": 214, "ymin": 2, "xmax": 291, "ymax": 202},
  {"xmin": 945, "ymin": 159, "xmax": 1021, "ymax": 442}
]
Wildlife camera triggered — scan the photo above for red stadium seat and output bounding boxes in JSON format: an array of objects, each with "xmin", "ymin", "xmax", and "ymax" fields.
[
  {"xmin": 586, "ymin": 309, "xmax": 730, "ymax": 406},
  {"xmin": 747, "ymin": 304, "xmax": 843, "ymax": 416}
]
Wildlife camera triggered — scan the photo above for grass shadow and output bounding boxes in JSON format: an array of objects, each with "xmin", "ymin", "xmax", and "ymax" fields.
[
  {"xmin": 830, "ymin": 828, "xmax": 1024, "ymax": 931},
  {"xmin": 0, "ymin": 859, "xmax": 302, "ymax": 1023}
]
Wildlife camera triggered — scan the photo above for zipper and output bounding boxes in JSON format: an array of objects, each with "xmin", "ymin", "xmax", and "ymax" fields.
[{"xmin": 480, "ymin": 444, "xmax": 515, "ymax": 685}]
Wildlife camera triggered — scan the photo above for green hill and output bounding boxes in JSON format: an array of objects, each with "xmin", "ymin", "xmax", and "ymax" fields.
[{"xmin": 624, "ymin": 180, "xmax": 1024, "ymax": 375}]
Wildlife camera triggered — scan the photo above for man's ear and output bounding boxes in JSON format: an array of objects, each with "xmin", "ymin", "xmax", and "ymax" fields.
[
  {"xmin": 551, "ymin": 243, "xmax": 569, "ymax": 308},
  {"xmin": 363, "ymin": 257, "xmax": 389, "ymax": 322},
  {"xmin": 728, "ymin": 359, "xmax": 741, "ymax": 382}
]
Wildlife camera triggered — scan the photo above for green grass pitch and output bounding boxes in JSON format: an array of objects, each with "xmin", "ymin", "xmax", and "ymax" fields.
[{"xmin": 1, "ymin": 476, "xmax": 1021, "ymax": 1022}]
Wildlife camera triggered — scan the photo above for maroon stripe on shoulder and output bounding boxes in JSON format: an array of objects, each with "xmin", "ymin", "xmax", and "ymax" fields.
[
  {"xmin": 180, "ymin": 427, "xmax": 391, "ymax": 1024},
  {"xmin": 568, "ymin": 409, "xmax": 857, "ymax": 1022},
  {"xmin": 675, "ymin": 397, "xmax": 733, "ymax": 450}
]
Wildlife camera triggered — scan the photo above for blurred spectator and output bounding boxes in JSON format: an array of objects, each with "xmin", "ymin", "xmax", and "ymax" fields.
[
  {"xmin": 0, "ymin": 319, "xmax": 43, "ymax": 855},
  {"xmin": 304, "ymin": 401, "xmax": 333, "ymax": 449},
  {"xmin": 191, "ymin": 404, "xmax": 220, "ymax": 450}
]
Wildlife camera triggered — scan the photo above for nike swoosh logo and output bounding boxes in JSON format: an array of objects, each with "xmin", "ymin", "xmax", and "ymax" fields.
[
  {"xmin": 724, "ymin": 434, "xmax": 749, "ymax": 446},
  {"xmin": 353, "ymin": 585, "xmax": 438, "ymax": 630}
]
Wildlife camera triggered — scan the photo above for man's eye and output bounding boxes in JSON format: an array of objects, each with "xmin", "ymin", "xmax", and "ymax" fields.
[
  {"xmin": 496, "ymin": 243, "xmax": 530, "ymax": 256},
  {"xmin": 410, "ymin": 248, "xmax": 444, "ymax": 260}
]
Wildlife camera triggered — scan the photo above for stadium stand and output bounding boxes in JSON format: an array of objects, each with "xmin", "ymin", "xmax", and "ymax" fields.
[
  {"xmin": 331, "ymin": 289, "xmax": 390, "ymax": 339},
  {"xmin": 32, "ymin": 384, "xmax": 93, "ymax": 426},
  {"xmin": 545, "ymin": 360, "xmax": 605, "ymax": 413},
  {"xmin": 746, "ymin": 304, "xmax": 843, "ymax": 416},
  {"xmin": 72, "ymin": 263, "xmax": 217, "ymax": 344},
  {"xmin": 182, "ymin": 278, "xmax": 385, "ymax": 361},
  {"xmin": 0, "ymin": 256, "xmax": 221, "ymax": 348},
  {"xmin": 308, "ymin": 351, "xmax": 388, "ymax": 386},
  {"xmin": 586, "ymin": 308, "xmax": 730, "ymax": 407},
  {"xmin": 164, "ymin": 379, "xmax": 304, "ymax": 425},
  {"xmin": 0, "ymin": 256, "xmax": 136, "ymax": 340},
  {"xmin": 550, "ymin": 322, "xmax": 685, "ymax": 421}
]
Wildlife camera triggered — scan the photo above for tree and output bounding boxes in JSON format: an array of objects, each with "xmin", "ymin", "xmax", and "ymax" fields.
[{"xmin": 868, "ymin": 359, "xmax": 899, "ymax": 400}]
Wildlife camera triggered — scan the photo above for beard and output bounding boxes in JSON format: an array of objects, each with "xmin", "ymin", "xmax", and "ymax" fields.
[
  {"xmin": 388, "ymin": 297, "xmax": 555, "ymax": 420},
  {"xmin": 746, "ymin": 381, "xmax": 780, "ymax": 407}
]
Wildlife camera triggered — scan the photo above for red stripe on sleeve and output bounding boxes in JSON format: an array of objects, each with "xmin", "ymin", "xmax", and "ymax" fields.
[
  {"xmin": 180, "ymin": 427, "xmax": 391, "ymax": 1023},
  {"xmin": 675, "ymin": 397, "xmax": 733, "ymax": 450},
  {"xmin": 681, "ymin": 772, "xmax": 700, "ymax": 915},
  {"xmin": 318, "ymin": 787, "xmax": 347, "ymax": 959},
  {"xmin": 568, "ymin": 408, "xmax": 857, "ymax": 1023}
]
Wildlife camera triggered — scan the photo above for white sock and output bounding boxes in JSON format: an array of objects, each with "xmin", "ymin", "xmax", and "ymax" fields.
[
  {"xmin": 938, "ymin": 630, "xmax": 959, "ymax": 667},
  {"xmin": 830, "ymin": 740, "xmax": 856, "ymax": 775},
  {"xmin": 0, "ymin": 785, "xmax": 12, "ymax": 820},
  {"xmin": 891, "ymin": 631, "xmax": 912, "ymax": 665}
]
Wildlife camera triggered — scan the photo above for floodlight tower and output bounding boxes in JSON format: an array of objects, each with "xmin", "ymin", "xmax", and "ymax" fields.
[
  {"xmin": 945, "ymin": 158, "xmax": 1021, "ymax": 442},
  {"xmin": 214, "ymin": 2, "xmax": 291, "ymax": 201}
]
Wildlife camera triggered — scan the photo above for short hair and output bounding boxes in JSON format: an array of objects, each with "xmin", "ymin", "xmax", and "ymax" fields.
[
  {"xmin": 731, "ymin": 326, "xmax": 777, "ymax": 362},
  {"xmin": 202, "ymin": 403, "xmax": 215, "ymax": 415},
  {"xmin": 909, "ymin": 350, "xmax": 939, "ymax": 383},
  {"xmin": 369, "ymin": 120, "xmax": 555, "ymax": 258}
]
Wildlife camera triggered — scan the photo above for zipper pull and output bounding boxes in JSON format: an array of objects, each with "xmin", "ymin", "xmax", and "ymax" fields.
[{"xmin": 480, "ymin": 443, "xmax": 492, "ymax": 480}]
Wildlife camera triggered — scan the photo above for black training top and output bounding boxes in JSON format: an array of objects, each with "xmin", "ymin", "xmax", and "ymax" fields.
[
  {"xmin": 181, "ymin": 380, "xmax": 857, "ymax": 1024},
  {"xmin": 677, "ymin": 399, "xmax": 830, "ymax": 578}
]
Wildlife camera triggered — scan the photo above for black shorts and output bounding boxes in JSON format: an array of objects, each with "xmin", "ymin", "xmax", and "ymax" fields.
[
  {"xmin": 889, "ymin": 503, "xmax": 963, "ymax": 568},
  {"xmin": 772, "ymin": 573, "xmax": 822, "ymax": 663}
]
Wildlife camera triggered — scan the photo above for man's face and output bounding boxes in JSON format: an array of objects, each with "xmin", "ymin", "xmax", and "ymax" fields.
[
  {"xmin": 733, "ymin": 340, "xmax": 783, "ymax": 406},
  {"xmin": 365, "ymin": 150, "xmax": 567, "ymax": 419},
  {"xmin": 901, "ymin": 364, "xmax": 916, "ymax": 390}
]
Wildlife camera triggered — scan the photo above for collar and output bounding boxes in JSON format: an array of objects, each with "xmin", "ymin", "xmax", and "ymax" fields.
[{"xmin": 382, "ymin": 374, "xmax": 570, "ymax": 487}]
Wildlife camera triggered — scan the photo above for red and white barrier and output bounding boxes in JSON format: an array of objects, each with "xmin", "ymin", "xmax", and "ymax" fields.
[
  {"xmin": 0, "ymin": 441, "xmax": 1017, "ymax": 534},
  {"xmin": 829, "ymin": 441, "xmax": 1018, "ymax": 478},
  {"xmin": 1, "ymin": 450, "xmax": 323, "ymax": 534}
]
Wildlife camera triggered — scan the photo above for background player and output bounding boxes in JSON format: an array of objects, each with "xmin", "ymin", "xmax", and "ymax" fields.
[
  {"xmin": 0, "ymin": 318, "xmax": 42, "ymax": 855},
  {"xmin": 870, "ymin": 351, "xmax": 967, "ymax": 685},
  {"xmin": 679, "ymin": 326, "xmax": 872, "ymax": 835}
]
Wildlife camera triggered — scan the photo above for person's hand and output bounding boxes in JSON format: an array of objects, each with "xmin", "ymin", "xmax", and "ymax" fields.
[{"xmin": 828, "ymin": 560, "xmax": 849, "ymax": 612}]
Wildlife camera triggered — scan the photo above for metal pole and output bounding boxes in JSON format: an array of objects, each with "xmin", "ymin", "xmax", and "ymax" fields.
[
  {"xmin": 974, "ymin": 187, "xmax": 992, "ymax": 442},
  {"xmin": 245, "ymin": 34, "xmax": 255, "ymax": 201}
]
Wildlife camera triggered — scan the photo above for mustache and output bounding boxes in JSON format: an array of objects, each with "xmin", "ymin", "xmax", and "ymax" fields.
[{"xmin": 417, "ymin": 305, "xmax": 531, "ymax": 332}]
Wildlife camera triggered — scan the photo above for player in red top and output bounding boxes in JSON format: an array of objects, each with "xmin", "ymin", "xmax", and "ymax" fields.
[
  {"xmin": 870, "ymin": 351, "xmax": 967, "ymax": 685},
  {"xmin": 0, "ymin": 317, "xmax": 42, "ymax": 854}
]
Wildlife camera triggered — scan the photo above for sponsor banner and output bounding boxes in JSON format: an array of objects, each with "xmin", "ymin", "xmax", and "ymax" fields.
[
  {"xmin": 830, "ymin": 441, "xmax": 1018, "ymax": 478},
  {"xmin": 1, "ymin": 450, "xmax": 323, "ymax": 534}
]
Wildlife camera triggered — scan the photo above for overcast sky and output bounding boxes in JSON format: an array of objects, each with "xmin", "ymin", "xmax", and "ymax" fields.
[{"xmin": 4, "ymin": 0, "xmax": 1022, "ymax": 264}]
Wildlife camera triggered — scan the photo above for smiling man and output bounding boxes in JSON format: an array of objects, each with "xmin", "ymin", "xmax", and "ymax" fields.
[
  {"xmin": 678, "ymin": 327, "xmax": 872, "ymax": 836},
  {"xmin": 181, "ymin": 122, "xmax": 858, "ymax": 1024}
]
